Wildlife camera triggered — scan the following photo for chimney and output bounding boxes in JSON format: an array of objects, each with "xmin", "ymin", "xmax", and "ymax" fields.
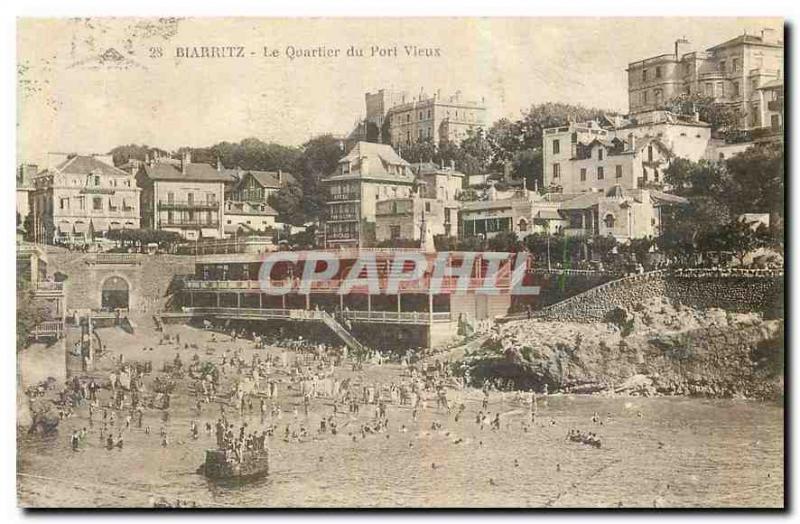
[
  {"xmin": 761, "ymin": 27, "xmax": 777, "ymax": 44},
  {"xmin": 628, "ymin": 133, "xmax": 636, "ymax": 151},
  {"xmin": 449, "ymin": 159, "xmax": 455, "ymax": 170},
  {"xmin": 216, "ymin": 156, "xmax": 222, "ymax": 172},
  {"xmin": 675, "ymin": 37, "xmax": 690, "ymax": 59},
  {"xmin": 277, "ymin": 169, "xmax": 282, "ymax": 184},
  {"xmin": 181, "ymin": 150, "xmax": 191, "ymax": 174}
]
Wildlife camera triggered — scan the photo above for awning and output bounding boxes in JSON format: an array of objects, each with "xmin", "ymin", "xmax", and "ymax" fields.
[
  {"xmin": 536, "ymin": 209, "xmax": 563, "ymax": 220},
  {"xmin": 73, "ymin": 221, "xmax": 88, "ymax": 234}
]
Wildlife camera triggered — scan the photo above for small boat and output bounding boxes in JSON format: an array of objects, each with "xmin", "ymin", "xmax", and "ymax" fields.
[{"xmin": 198, "ymin": 448, "xmax": 270, "ymax": 480}]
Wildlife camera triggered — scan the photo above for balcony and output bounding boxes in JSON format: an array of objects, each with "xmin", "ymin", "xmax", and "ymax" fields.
[
  {"xmin": 178, "ymin": 307, "xmax": 452, "ymax": 325},
  {"xmin": 564, "ymin": 228, "xmax": 594, "ymax": 238},
  {"xmin": 327, "ymin": 213, "xmax": 359, "ymax": 222},
  {"xmin": 158, "ymin": 200, "xmax": 219, "ymax": 211},
  {"xmin": 162, "ymin": 218, "xmax": 220, "ymax": 228},
  {"xmin": 328, "ymin": 193, "xmax": 360, "ymax": 202},
  {"xmin": 32, "ymin": 281, "xmax": 65, "ymax": 298},
  {"xmin": 183, "ymin": 275, "xmax": 512, "ymax": 294}
]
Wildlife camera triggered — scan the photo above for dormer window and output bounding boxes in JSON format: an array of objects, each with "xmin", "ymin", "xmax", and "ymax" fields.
[{"xmin": 598, "ymin": 148, "xmax": 604, "ymax": 161}]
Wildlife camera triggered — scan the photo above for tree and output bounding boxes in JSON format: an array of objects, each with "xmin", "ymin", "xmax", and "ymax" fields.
[
  {"xmin": 723, "ymin": 142, "xmax": 784, "ymax": 220},
  {"xmin": 701, "ymin": 219, "xmax": 771, "ymax": 266},
  {"xmin": 268, "ymin": 182, "xmax": 305, "ymax": 225},
  {"xmin": 17, "ymin": 284, "xmax": 48, "ymax": 352},
  {"xmin": 108, "ymin": 144, "xmax": 169, "ymax": 166},
  {"xmin": 664, "ymin": 93, "xmax": 743, "ymax": 131},
  {"xmin": 293, "ymin": 135, "xmax": 345, "ymax": 221},
  {"xmin": 487, "ymin": 231, "xmax": 523, "ymax": 252}
]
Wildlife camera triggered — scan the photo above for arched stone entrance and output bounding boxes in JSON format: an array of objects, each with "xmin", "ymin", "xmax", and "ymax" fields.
[{"xmin": 101, "ymin": 276, "xmax": 130, "ymax": 311}]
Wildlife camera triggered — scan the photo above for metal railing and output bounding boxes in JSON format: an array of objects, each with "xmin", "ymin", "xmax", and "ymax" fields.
[
  {"xmin": 342, "ymin": 310, "xmax": 452, "ymax": 323},
  {"xmin": 180, "ymin": 306, "xmax": 451, "ymax": 325},
  {"xmin": 29, "ymin": 320, "xmax": 64, "ymax": 340},
  {"xmin": 88, "ymin": 253, "xmax": 141, "ymax": 265},
  {"xmin": 158, "ymin": 200, "xmax": 219, "ymax": 210},
  {"xmin": 183, "ymin": 275, "xmax": 512, "ymax": 293}
]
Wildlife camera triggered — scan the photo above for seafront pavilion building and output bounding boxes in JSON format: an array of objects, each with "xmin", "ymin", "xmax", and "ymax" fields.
[{"xmin": 174, "ymin": 248, "xmax": 522, "ymax": 349}]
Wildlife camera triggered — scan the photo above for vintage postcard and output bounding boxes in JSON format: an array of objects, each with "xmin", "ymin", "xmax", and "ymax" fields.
[{"xmin": 16, "ymin": 17, "xmax": 784, "ymax": 508}]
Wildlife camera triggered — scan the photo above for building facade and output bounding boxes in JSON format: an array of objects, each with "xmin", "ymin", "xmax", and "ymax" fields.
[
  {"xmin": 225, "ymin": 169, "xmax": 294, "ymax": 204},
  {"xmin": 542, "ymin": 122, "xmax": 673, "ymax": 194},
  {"xmin": 322, "ymin": 141, "xmax": 417, "ymax": 247},
  {"xmin": 627, "ymin": 29, "xmax": 783, "ymax": 129},
  {"xmin": 30, "ymin": 155, "xmax": 141, "ymax": 245},
  {"xmin": 460, "ymin": 187, "xmax": 568, "ymax": 240},
  {"xmin": 224, "ymin": 200, "xmax": 278, "ymax": 235},
  {"xmin": 137, "ymin": 151, "xmax": 231, "ymax": 240}
]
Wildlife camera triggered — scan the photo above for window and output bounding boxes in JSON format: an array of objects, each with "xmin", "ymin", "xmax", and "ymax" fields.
[
  {"xmin": 642, "ymin": 69, "xmax": 648, "ymax": 82},
  {"xmin": 206, "ymin": 193, "xmax": 215, "ymax": 205},
  {"xmin": 597, "ymin": 148, "xmax": 604, "ymax": 161},
  {"xmin": 604, "ymin": 213, "xmax": 616, "ymax": 228},
  {"xmin": 655, "ymin": 66, "xmax": 662, "ymax": 78},
  {"xmin": 94, "ymin": 175, "xmax": 100, "ymax": 186},
  {"xmin": 419, "ymin": 111, "xmax": 423, "ymax": 120},
  {"xmin": 427, "ymin": 109, "xmax": 431, "ymax": 119},
  {"xmin": 187, "ymin": 193, "xmax": 194, "ymax": 205},
  {"xmin": 615, "ymin": 165, "xmax": 623, "ymax": 178},
  {"xmin": 167, "ymin": 211, "xmax": 174, "ymax": 223},
  {"xmin": 732, "ymin": 58, "xmax": 739, "ymax": 72},
  {"xmin": 648, "ymin": 146, "xmax": 654, "ymax": 162},
  {"xmin": 717, "ymin": 82, "xmax": 724, "ymax": 97},
  {"xmin": 93, "ymin": 197, "xmax": 103, "ymax": 211},
  {"xmin": 720, "ymin": 60, "xmax": 726, "ymax": 73},
  {"xmin": 552, "ymin": 163, "xmax": 561, "ymax": 179},
  {"xmin": 655, "ymin": 89, "xmax": 663, "ymax": 106},
  {"xmin": 705, "ymin": 83, "xmax": 713, "ymax": 96},
  {"xmin": 59, "ymin": 197, "xmax": 69, "ymax": 210},
  {"xmin": 552, "ymin": 139, "xmax": 560, "ymax": 154},
  {"xmin": 733, "ymin": 81, "xmax": 740, "ymax": 96},
  {"xmin": 643, "ymin": 90, "xmax": 649, "ymax": 104},
  {"xmin": 597, "ymin": 167, "xmax": 604, "ymax": 180},
  {"xmin": 390, "ymin": 225, "xmax": 401, "ymax": 240},
  {"xmin": 425, "ymin": 202, "xmax": 431, "ymax": 212},
  {"xmin": 580, "ymin": 168, "xmax": 587, "ymax": 182},
  {"xmin": 167, "ymin": 192, "xmax": 174, "ymax": 204},
  {"xmin": 77, "ymin": 197, "xmax": 85, "ymax": 210}
]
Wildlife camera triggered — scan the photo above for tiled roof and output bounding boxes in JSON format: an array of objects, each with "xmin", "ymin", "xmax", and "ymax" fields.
[
  {"xmin": 142, "ymin": 162, "xmax": 234, "ymax": 183},
  {"xmin": 55, "ymin": 155, "xmax": 130, "ymax": 177},
  {"xmin": 224, "ymin": 169, "xmax": 296, "ymax": 188}
]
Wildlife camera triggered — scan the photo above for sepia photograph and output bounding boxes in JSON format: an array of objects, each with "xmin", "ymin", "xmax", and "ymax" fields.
[{"xmin": 14, "ymin": 15, "xmax": 785, "ymax": 509}]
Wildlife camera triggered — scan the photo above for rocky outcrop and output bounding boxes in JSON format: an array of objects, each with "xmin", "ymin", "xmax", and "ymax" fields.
[{"xmin": 459, "ymin": 296, "xmax": 784, "ymax": 401}]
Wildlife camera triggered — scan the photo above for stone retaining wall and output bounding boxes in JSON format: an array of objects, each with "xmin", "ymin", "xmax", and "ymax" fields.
[{"xmin": 538, "ymin": 270, "xmax": 784, "ymax": 323}]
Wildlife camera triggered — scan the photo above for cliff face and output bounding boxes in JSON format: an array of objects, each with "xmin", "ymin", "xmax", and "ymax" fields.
[{"xmin": 459, "ymin": 296, "xmax": 784, "ymax": 401}]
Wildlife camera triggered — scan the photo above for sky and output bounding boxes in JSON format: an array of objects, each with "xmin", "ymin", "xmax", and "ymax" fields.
[{"xmin": 17, "ymin": 17, "xmax": 782, "ymax": 167}]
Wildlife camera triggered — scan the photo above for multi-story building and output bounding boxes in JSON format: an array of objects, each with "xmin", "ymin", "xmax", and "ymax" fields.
[
  {"xmin": 373, "ymin": 161, "xmax": 465, "ymax": 244},
  {"xmin": 225, "ymin": 168, "xmax": 295, "ymax": 204},
  {"xmin": 224, "ymin": 200, "xmax": 278, "ymax": 235},
  {"xmin": 627, "ymin": 28, "xmax": 783, "ymax": 129},
  {"xmin": 542, "ymin": 121, "xmax": 673, "ymax": 194},
  {"xmin": 364, "ymin": 89, "xmax": 409, "ymax": 143},
  {"xmin": 30, "ymin": 154, "xmax": 141, "ymax": 245},
  {"xmin": 322, "ymin": 141, "xmax": 416, "ymax": 247},
  {"xmin": 459, "ymin": 186, "xmax": 567, "ymax": 240},
  {"xmin": 363, "ymin": 89, "xmax": 486, "ymax": 148},
  {"xmin": 137, "ymin": 151, "xmax": 231, "ymax": 240},
  {"xmin": 549, "ymin": 186, "xmax": 687, "ymax": 242},
  {"xmin": 17, "ymin": 163, "xmax": 37, "ymax": 231}
]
